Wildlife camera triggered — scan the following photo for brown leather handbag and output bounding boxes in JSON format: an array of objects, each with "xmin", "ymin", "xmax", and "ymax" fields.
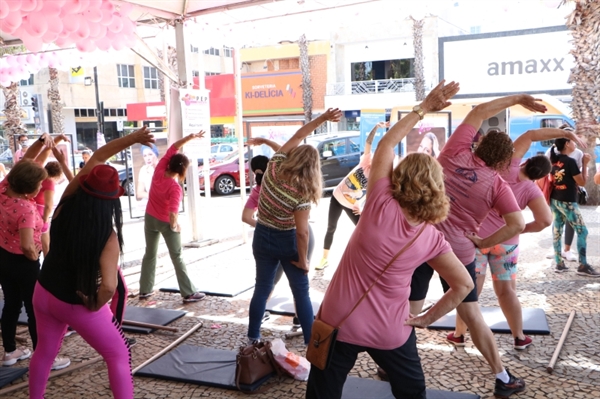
[
  {"xmin": 235, "ymin": 340, "xmax": 281, "ymax": 393},
  {"xmin": 306, "ymin": 224, "xmax": 425, "ymax": 370}
]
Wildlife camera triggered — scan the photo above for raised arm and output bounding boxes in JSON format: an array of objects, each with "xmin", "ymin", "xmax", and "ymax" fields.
[
  {"xmin": 35, "ymin": 134, "xmax": 71, "ymax": 165},
  {"xmin": 246, "ymin": 137, "xmax": 281, "ymax": 152},
  {"xmin": 172, "ymin": 130, "xmax": 205, "ymax": 151},
  {"xmin": 513, "ymin": 128, "xmax": 585, "ymax": 159},
  {"xmin": 364, "ymin": 121, "xmax": 388, "ymax": 154},
  {"xmin": 51, "ymin": 147, "xmax": 74, "ymax": 182},
  {"xmin": 22, "ymin": 133, "xmax": 54, "ymax": 162},
  {"xmin": 279, "ymin": 108, "xmax": 342, "ymax": 154},
  {"xmin": 61, "ymin": 127, "xmax": 154, "ymax": 199},
  {"xmin": 463, "ymin": 94, "xmax": 547, "ymax": 131},
  {"xmin": 367, "ymin": 80, "xmax": 460, "ymax": 196}
]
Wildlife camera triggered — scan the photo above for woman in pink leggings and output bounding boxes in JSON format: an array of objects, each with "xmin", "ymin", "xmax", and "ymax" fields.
[{"xmin": 29, "ymin": 127, "xmax": 155, "ymax": 399}]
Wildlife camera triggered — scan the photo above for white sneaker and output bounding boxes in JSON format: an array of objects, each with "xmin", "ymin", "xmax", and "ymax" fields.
[
  {"xmin": 562, "ymin": 250, "xmax": 577, "ymax": 262},
  {"xmin": 51, "ymin": 356, "xmax": 71, "ymax": 370},
  {"xmin": 545, "ymin": 252, "xmax": 554, "ymax": 259},
  {"xmin": 2, "ymin": 347, "xmax": 31, "ymax": 366}
]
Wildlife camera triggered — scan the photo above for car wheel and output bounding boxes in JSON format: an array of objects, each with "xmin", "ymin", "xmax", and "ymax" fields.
[
  {"xmin": 214, "ymin": 175, "xmax": 236, "ymax": 195},
  {"xmin": 122, "ymin": 178, "xmax": 134, "ymax": 196}
]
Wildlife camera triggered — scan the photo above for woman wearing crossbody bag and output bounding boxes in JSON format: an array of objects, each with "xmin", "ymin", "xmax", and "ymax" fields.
[{"xmin": 305, "ymin": 81, "xmax": 474, "ymax": 399}]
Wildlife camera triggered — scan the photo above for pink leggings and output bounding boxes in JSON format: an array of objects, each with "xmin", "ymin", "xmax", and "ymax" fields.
[{"xmin": 29, "ymin": 283, "xmax": 133, "ymax": 399}]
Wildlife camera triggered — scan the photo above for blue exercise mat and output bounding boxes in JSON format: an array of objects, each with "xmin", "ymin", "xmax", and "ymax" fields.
[
  {"xmin": 159, "ymin": 278, "xmax": 254, "ymax": 297},
  {"xmin": 342, "ymin": 376, "xmax": 481, "ymax": 399},
  {"xmin": 0, "ymin": 367, "xmax": 28, "ymax": 388},
  {"xmin": 122, "ymin": 306, "xmax": 186, "ymax": 334},
  {"xmin": 135, "ymin": 345, "xmax": 273, "ymax": 392},
  {"xmin": 427, "ymin": 307, "xmax": 550, "ymax": 335},
  {"xmin": 266, "ymin": 289, "xmax": 324, "ymax": 316}
]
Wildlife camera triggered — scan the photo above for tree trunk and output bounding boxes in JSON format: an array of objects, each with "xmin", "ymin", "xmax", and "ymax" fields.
[
  {"xmin": 1, "ymin": 82, "xmax": 27, "ymax": 157},
  {"xmin": 299, "ymin": 34, "xmax": 313, "ymax": 125},
  {"xmin": 48, "ymin": 68, "xmax": 65, "ymax": 134},
  {"xmin": 412, "ymin": 17, "xmax": 425, "ymax": 102},
  {"xmin": 565, "ymin": 0, "xmax": 600, "ymax": 204}
]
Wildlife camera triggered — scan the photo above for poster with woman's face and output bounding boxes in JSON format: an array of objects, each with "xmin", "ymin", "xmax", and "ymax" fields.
[
  {"xmin": 403, "ymin": 113, "xmax": 451, "ymax": 158},
  {"xmin": 132, "ymin": 137, "xmax": 168, "ymax": 215}
]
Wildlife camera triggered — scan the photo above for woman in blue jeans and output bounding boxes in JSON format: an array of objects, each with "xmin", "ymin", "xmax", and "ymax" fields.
[{"xmin": 247, "ymin": 108, "xmax": 342, "ymax": 345}]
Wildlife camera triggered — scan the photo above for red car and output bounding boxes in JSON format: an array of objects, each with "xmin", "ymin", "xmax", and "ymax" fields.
[{"xmin": 199, "ymin": 150, "xmax": 249, "ymax": 195}]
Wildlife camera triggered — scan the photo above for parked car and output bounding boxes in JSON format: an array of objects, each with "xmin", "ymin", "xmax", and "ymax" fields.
[
  {"xmin": 198, "ymin": 143, "xmax": 238, "ymax": 166},
  {"xmin": 108, "ymin": 162, "xmax": 134, "ymax": 196},
  {"xmin": 199, "ymin": 132, "xmax": 362, "ymax": 195}
]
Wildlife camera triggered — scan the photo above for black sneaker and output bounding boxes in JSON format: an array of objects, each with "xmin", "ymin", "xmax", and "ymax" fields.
[
  {"xmin": 292, "ymin": 317, "xmax": 301, "ymax": 329},
  {"xmin": 576, "ymin": 264, "xmax": 600, "ymax": 277},
  {"xmin": 494, "ymin": 369, "xmax": 525, "ymax": 398},
  {"xmin": 126, "ymin": 338, "xmax": 137, "ymax": 347},
  {"xmin": 555, "ymin": 263, "xmax": 569, "ymax": 273}
]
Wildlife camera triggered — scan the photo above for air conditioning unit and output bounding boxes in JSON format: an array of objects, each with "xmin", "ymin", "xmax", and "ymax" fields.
[{"xmin": 19, "ymin": 90, "xmax": 34, "ymax": 107}]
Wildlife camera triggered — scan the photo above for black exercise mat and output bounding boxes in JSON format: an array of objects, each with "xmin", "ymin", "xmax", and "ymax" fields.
[
  {"xmin": 342, "ymin": 376, "xmax": 481, "ymax": 399},
  {"xmin": 122, "ymin": 306, "xmax": 186, "ymax": 334},
  {"xmin": 0, "ymin": 300, "xmax": 29, "ymax": 325},
  {"xmin": 266, "ymin": 289, "xmax": 324, "ymax": 316},
  {"xmin": 135, "ymin": 345, "xmax": 273, "ymax": 392},
  {"xmin": 0, "ymin": 366, "xmax": 28, "ymax": 388},
  {"xmin": 427, "ymin": 307, "xmax": 550, "ymax": 335},
  {"xmin": 159, "ymin": 278, "xmax": 254, "ymax": 298}
]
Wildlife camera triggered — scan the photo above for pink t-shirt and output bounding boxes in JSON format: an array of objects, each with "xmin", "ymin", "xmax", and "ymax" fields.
[
  {"xmin": 319, "ymin": 177, "xmax": 452, "ymax": 350},
  {"xmin": 437, "ymin": 124, "xmax": 520, "ymax": 264},
  {"xmin": 479, "ymin": 158, "xmax": 543, "ymax": 246},
  {"xmin": 245, "ymin": 185, "xmax": 261, "ymax": 210},
  {"xmin": 33, "ymin": 178, "xmax": 55, "ymax": 207},
  {"xmin": 333, "ymin": 152, "xmax": 372, "ymax": 209},
  {"xmin": 145, "ymin": 145, "xmax": 183, "ymax": 223},
  {"xmin": 0, "ymin": 186, "xmax": 43, "ymax": 254}
]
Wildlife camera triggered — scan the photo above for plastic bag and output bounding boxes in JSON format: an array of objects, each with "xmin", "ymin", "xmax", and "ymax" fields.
[{"xmin": 271, "ymin": 338, "xmax": 311, "ymax": 381}]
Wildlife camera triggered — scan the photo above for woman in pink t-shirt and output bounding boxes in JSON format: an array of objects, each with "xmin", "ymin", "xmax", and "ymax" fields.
[
  {"xmin": 0, "ymin": 139, "xmax": 49, "ymax": 367},
  {"xmin": 138, "ymin": 132, "xmax": 207, "ymax": 303},
  {"xmin": 451, "ymin": 128, "xmax": 583, "ymax": 351},
  {"xmin": 307, "ymin": 81, "xmax": 474, "ymax": 399}
]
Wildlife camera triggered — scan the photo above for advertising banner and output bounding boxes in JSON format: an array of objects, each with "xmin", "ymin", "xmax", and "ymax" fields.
[
  {"xmin": 178, "ymin": 89, "xmax": 211, "ymax": 162},
  {"xmin": 358, "ymin": 109, "xmax": 386, "ymax": 153},
  {"xmin": 242, "ymin": 71, "xmax": 303, "ymax": 116}
]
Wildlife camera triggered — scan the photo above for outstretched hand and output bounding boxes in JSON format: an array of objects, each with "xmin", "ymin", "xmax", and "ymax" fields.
[
  {"xmin": 51, "ymin": 147, "xmax": 65, "ymax": 162},
  {"xmin": 564, "ymin": 131, "xmax": 587, "ymax": 149},
  {"xmin": 322, "ymin": 108, "xmax": 343, "ymax": 123},
  {"xmin": 131, "ymin": 126, "xmax": 155, "ymax": 146},
  {"xmin": 190, "ymin": 130, "xmax": 206, "ymax": 140},
  {"xmin": 246, "ymin": 137, "xmax": 267, "ymax": 146},
  {"xmin": 519, "ymin": 95, "xmax": 547, "ymax": 114},
  {"xmin": 40, "ymin": 133, "xmax": 55, "ymax": 149},
  {"xmin": 421, "ymin": 80, "xmax": 460, "ymax": 113}
]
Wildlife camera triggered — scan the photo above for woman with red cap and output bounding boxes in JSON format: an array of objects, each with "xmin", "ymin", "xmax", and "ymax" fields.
[{"xmin": 28, "ymin": 127, "xmax": 155, "ymax": 399}]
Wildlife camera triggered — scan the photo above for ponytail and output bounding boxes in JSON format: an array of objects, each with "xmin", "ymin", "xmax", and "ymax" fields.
[{"xmin": 549, "ymin": 145, "xmax": 560, "ymax": 164}]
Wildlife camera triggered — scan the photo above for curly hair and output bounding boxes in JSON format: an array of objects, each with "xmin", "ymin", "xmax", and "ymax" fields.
[
  {"xmin": 391, "ymin": 153, "xmax": 449, "ymax": 224},
  {"xmin": 523, "ymin": 155, "xmax": 551, "ymax": 180},
  {"xmin": 278, "ymin": 145, "xmax": 322, "ymax": 204},
  {"xmin": 7, "ymin": 160, "xmax": 48, "ymax": 195},
  {"xmin": 474, "ymin": 131, "xmax": 513, "ymax": 171},
  {"xmin": 44, "ymin": 161, "xmax": 62, "ymax": 178}
]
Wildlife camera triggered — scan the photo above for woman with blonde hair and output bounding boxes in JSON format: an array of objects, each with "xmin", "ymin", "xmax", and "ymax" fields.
[
  {"xmin": 247, "ymin": 108, "xmax": 341, "ymax": 345},
  {"xmin": 306, "ymin": 82, "xmax": 474, "ymax": 399}
]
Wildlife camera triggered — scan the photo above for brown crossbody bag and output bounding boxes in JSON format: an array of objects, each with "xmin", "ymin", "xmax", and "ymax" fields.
[{"xmin": 306, "ymin": 224, "xmax": 425, "ymax": 370}]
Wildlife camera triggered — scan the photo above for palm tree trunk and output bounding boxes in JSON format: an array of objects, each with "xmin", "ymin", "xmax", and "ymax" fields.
[
  {"xmin": 1, "ymin": 82, "xmax": 27, "ymax": 157},
  {"xmin": 565, "ymin": 0, "xmax": 600, "ymax": 204},
  {"xmin": 48, "ymin": 68, "xmax": 65, "ymax": 134},
  {"xmin": 412, "ymin": 17, "xmax": 425, "ymax": 102},
  {"xmin": 299, "ymin": 34, "xmax": 313, "ymax": 125}
]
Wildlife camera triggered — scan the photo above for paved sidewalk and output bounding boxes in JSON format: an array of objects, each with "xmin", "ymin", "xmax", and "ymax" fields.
[{"xmin": 2, "ymin": 199, "xmax": 599, "ymax": 399}]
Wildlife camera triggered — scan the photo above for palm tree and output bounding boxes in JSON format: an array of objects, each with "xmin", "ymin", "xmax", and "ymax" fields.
[
  {"xmin": 47, "ymin": 68, "xmax": 65, "ymax": 134},
  {"xmin": 411, "ymin": 17, "xmax": 425, "ymax": 102},
  {"xmin": 299, "ymin": 34, "xmax": 313, "ymax": 125},
  {"xmin": 1, "ymin": 82, "xmax": 27, "ymax": 156},
  {"xmin": 564, "ymin": 0, "xmax": 600, "ymax": 204}
]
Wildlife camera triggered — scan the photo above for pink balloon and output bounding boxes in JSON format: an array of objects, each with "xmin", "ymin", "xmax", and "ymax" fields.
[
  {"xmin": 27, "ymin": 12, "xmax": 49, "ymax": 37},
  {"xmin": 85, "ymin": 8, "xmax": 102, "ymax": 22},
  {"xmin": 33, "ymin": 0, "xmax": 45, "ymax": 12},
  {"xmin": 118, "ymin": 2, "xmax": 133, "ymax": 16},
  {"xmin": 6, "ymin": 55, "xmax": 19, "ymax": 67},
  {"xmin": 120, "ymin": 19, "xmax": 134, "ymax": 36},
  {"xmin": 88, "ymin": 0, "xmax": 102, "ymax": 9},
  {"xmin": 99, "ymin": 9, "xmax": 113, "ymax": 26},
  {"xmin": 74, "ymin": 19, "xmax": 90, "ymax": 39},
  {"xmin": 87, "ymin": 21, "xmax": 103, "ymax": 38},
  {"xmin": 5, "ymin": 0, "xmax": 22, "ymax": 12},
  {"xmin": 0, "ymin": 6, "xmax": 9, "ymax": 19},
  {"xmin": 46, "ymin": 17, "xmax": 64, "ymax": 34},
  {"xmin": 22, "ymin": 34, "xmax": 44, "ymax": 53},
  {"xmin": 2, "ymin": 10, "xmax": 23, "ymax": 31},
  {"xmin": 20, "ymin": 0, "xmax": 38, "ymax": 13},
  {"xmin": 62, "ymin": 0, "xmax": 82, "ymax": 14},
  {"xmin": 76, "ymin": 40, "xmax": 95, "ymax": 52},
  {"xmin": 100, "ymin": 0, "xmax": 114, "ymax": 12},
  {"xmin": 95, "ymin": 36, "xmax": 111, "ymax": 51},
  {"xmin": 41, "ymin": 1, "xmax": 62, "ymax": 17},
  {"xmin": 25, "ymin": 54, "xmax": 38, "ymax": 65},
  {"xmin": 108, "ymin": 15, "xmax": 123, "ymax": 33},
  {"xmin": 112, "ymin": 40, "xmax": 125, "ymax": 51},
  {"xmin": 42, "ymin": 30, "xmax": 59, "ymax": 43},
  {"xmin": 62, "ymin": 15, "xmax": 80, "ymax": 32}
]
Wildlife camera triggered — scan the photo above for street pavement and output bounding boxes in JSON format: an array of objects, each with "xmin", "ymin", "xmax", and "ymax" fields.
[{"xmin": 3, "ymin": 193, "xmax": 600, "ymax": 399}]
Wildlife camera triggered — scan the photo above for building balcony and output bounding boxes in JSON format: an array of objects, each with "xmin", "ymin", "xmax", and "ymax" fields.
[
  {"xmin": 324, "ymin": 78, "xmax": 417, "ymax": 111},
  {"xmin": 326, "ymin": 78, "xmax": 415, "ymax": 96}
]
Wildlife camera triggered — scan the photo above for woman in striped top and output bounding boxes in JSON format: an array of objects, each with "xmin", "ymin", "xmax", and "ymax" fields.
[{"xmin": 247, "ymin": 108, "xmax": 342, "ymax": 345}]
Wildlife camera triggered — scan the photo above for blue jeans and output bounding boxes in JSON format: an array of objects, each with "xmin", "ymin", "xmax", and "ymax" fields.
[{"xmin": 248, "ymin": 223, "xmax": 314, "ymax": 344}]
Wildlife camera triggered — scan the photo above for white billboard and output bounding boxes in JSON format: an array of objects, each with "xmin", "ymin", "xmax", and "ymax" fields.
[{"xmin": 439, "ymin": 26, "xmax": 573, "ymax": 98}]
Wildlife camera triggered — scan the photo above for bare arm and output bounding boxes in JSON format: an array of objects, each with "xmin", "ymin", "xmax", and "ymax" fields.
[
  {"xmin": 467, "ymin": 211, "xmax": 525, "ymax": 248},
  {"xmin": 279, "ymin": 109, "xmax": 342, "ymax": 154},
  {"xmin": 368, "ymin": 81, "xmax": 460, "ymax": 197},
  {"xmin": 290, "ymin": 209, "xmax": 310, "ymax": 273},
  {"xmin": 522, "ymin": 196, "xmax": 552, "ymax": 234},
  {"xmin": 172, "ymin": 131, "xmax": 205, "ymax": 151},
  {"xmin": 241, "ymin": 207, "xmax": 257, "ymax": 227},
  {"xmin": 169, "ymin": 212, "xmax": 181, "ymax": 232},
  {"xmin": 463, "ymin": 94, "xmax": 547, "ymax": 131},
  {"xmin": 406, "ymin": 252, "xmax": 474, "ymax": 328},
  {"xmin": 42, "ymin": 189, "xmax": 54, "ymax": 223},
  {"xmin": 51, "ymin": 147, "xmax": 74, "ymax": 182},
  {"xmin": 78, "ymin": 232, "xmax": 119, "ymax": 311},
  {"xmin": 246, "ymin": 137, "xmax": 281, "ymax": 152},
  {"xmin": 19, "ymin": 228, "xmax": 39, "ymax": 261},
  {"xmin": 22, "ymin": 133, "xmax": 53, "ymax": 162},
  {"xmin": 35, "ymin": 134, "xmax": 71, "ymax": 165},
  {"xmin": 363, "ymin": 122, "xmax": 387, "ymax": 154},
  {"xmin": 513, "ymin": 128, "xmax": 585, "ymax": 159},
  {"xmin": 61, "ymin": 127, "xmax": 154, "ymax": 200}
]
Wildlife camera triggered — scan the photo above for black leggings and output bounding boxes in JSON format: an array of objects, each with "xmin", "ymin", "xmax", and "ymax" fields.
[
  {"xmin": 565, "ymin": 222, "xmax": 574, "ymax": 246},
  {"xmin": 323, "ymin": 196, "xmax": 360, "ymax": 250},
  {"xmin": 0, "ymin": 247, "xmax": 40, "ymax": 352}
]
